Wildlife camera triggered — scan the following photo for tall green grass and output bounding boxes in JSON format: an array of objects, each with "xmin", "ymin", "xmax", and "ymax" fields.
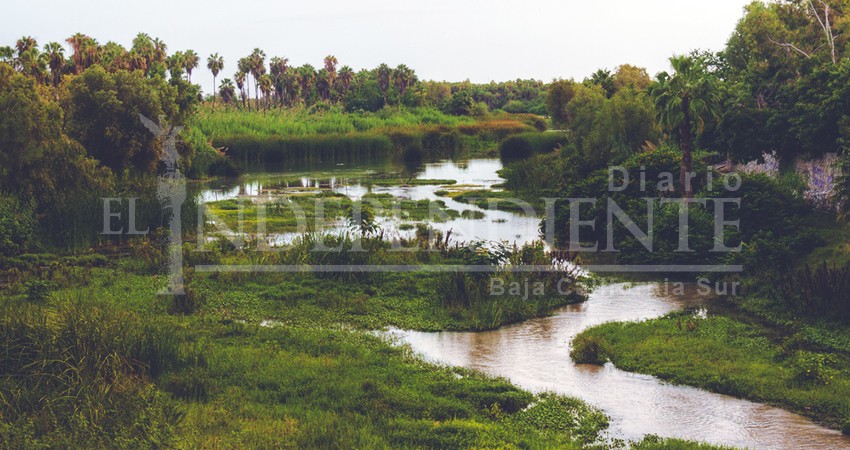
[
  {"xmin": 194, "ymin": 107, "xmax": 536, "ymax": 165},
  {"xmin": 194, "ymin": 107, "xmax": 476, "ymax": 138},
  {"xmin": 0, "ymin": 298, "xmax": 188, "ymax": 447}
]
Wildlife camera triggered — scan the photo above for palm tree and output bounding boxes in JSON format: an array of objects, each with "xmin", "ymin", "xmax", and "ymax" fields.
[
  {"xmin": 376, "ymin": 63, "xmax": 391, "ymax": 107},
  {"xmin": 66, "ymin": 33, "xmax": 87, "ymax": 74},
  {"xmin": 338, "ymin": 65, "xmax": 354, "ymax": 101},
  {"xmin": 82, "ymin": 37, "xmax": 101, "ymax": 70},
  {"xmin": 18, "ymin": 47, "xmax": 47, "ymax": 82},
  {"xmin": 269, "ymin": 56, "xmax": 288, "ymax": 106},
  {"xmin": 297, "ymin": 65, "xmax": 315, "ymax": 105},
  {"xmin": 315, "ymin": 69, "xmax": 330, "ymax": 102},
  {"xmin": 128, "ymin": 50, "xmax": 147, "ymax": 72},
  {"xmin": 649, "ymin": 55, "xmax": 719, "ymax": 198},
  {"xmin": 15, "ymin": 36, "xmax": 37, "ymax": 58},
  {"xmin": 0, "ymin": 46, "xmax": 14, "ymax": 63},
  {"xmin": 393, "ymin": 64, "xmax": 415, "ymax": 110},
  {"xmin": 43, "ymin": 42, "xmax": 65, "ymax": 87},
  {"xmin": 152, "ymin": 38, "xmax": 167, "ymax": 64},
  {"xmin": 238, "ymin": 57, "xmax": 253, "ymax": 107},
  {"xmin": 207, "ymin": 53, "xmax": 224, "ymax": 105},
  {"xmin": 259, "ymin": 74, "xmax": 272, "ymax": 111},
  {"xmin": 183, "ymin": 50, "xmax": 199, "ymax": 82},
  {"xmin": 219, "ymin": 78, "xmax": 236, "ymax": 107},
  {"xmin": 132, "ymin": 33, "xmax": 155, "ymax": 72},
  {"xmin": 235, "ymin": 70, "xmax": 247, "ymax": 108},
  {"xmin": 167, "ymin": 51, "xmax": 185, "ymax": 80},
  {"xmin": 323, "ymin": 55, "xmax": 338, "ymax": 98},
  {"xmin": 282, "ymin": 72, "xmax": 300, "ymax": 106},
  {"xmin": 249, "ymin": 48, "xmax": 266, "ymax": 110},
  {"xmin": 588, "ymin": 69, "xmax": 615, "ymax": 98},
  {"xmin": 101, "ymin": 41, "xmax": 129, "ymax": 72}
]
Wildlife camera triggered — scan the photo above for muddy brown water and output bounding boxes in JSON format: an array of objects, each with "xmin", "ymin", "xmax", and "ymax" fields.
[{"xmin": 389, "ymin": 283, "xmax": 850, "ymax": 449}]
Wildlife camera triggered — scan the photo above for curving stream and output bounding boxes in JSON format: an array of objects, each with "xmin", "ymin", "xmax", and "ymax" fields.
[
  {"xmin": 202, "ymin": 157, "xmax": 850, "ymax": 448},
  {"xmin": 389, "ymin": 283, "xmax": 850, "ymax": 449}
]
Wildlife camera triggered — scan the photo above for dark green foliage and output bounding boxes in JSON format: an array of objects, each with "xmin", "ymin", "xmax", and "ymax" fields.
[
  {"xmin": 0, "ymin": 195, "xmax": 36, "ymax": 256},
  {"xmin": 705, "ymin": 173, "xmax": 808, "ymax": 243},
  {"xmin": 546, "ymin": 79, "xmax": 577, "ymax": 127},
  {"xmin": 779, "ymin": 263, "xmax": 850, "ymax": 324},
  {"xmin": 792, "ymin": 351, "xmax": 837, "ymax": 386},
  {"xmin": 22, "ymin": 279, "xmax": 51, "ymax": 302},
  {"xmin": 167, "ymin": 287, "xmax": 205, "ymax": 315},
  {"xmin": 447, "ymin": 90, "xmax": 474, "ymax": 116},
  {"xmin": 499, "ymin": 131, "xmax": 566, "ymax": 161},
  {"xmin": 63, "ymin": 65, "xmax": 200, "ymax": 174},
  {"xmin": 498, "ymin": 151, "xmax": 565, "ymax": 194},
  {"xmin": 570, "ymin": 334, "xmax": 611, "ymax": 364}
]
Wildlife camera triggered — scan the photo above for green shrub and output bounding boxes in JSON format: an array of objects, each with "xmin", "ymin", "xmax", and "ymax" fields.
[
  {"xmin": 570, "ymin": 334, "xmax": 611, "ymax": 364},
  {"xmin": 23, "ymin": 279, "xmax": 51, "ymax": 302},
  {"xmin": 792, "ymin": 351, "xmax": 837, "ymax": 386}
]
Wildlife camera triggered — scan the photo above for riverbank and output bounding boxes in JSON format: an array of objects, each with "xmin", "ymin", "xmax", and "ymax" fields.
[{"xmin": 572, "ymin": 310, "xmax": 850, "ymax": 433}]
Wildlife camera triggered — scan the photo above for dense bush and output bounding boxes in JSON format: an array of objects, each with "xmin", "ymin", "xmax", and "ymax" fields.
[
  {"xmin": 0, "ymin": 195, "xmax": 36, "ymax": 256},
  {"xmin": 570, "ymin": 334, "xmax": 611, "ymax": 364},
  {"xmin": 499, "ymin": 131, "xmax": 566, "ymax": 161}
]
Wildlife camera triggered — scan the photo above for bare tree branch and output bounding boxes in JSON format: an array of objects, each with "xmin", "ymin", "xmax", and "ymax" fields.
[
  {"xmin": 808, "ymin": 0, "xmax": 837, "ymax": 64},
  {"xmin": 767, "ymin": 37, "xmax": 813, "ymax": 58}
]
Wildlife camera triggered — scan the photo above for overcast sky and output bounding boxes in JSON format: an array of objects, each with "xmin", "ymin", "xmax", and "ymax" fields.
[{"xmin": 1, "ymin": 0, "xmax": 752, "ymax": 94}]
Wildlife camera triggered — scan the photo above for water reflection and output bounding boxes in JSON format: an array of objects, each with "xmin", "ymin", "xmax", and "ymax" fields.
[
  {"xmin": 198, "ymin": 158, "xmax": 544, "ymax": 246},
  {"xmin": 390, "ymin": 283, "xmax": 850, "ymax": 450}
]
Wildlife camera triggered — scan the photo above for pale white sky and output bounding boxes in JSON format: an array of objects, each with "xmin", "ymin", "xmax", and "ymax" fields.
[{"xmin": 1, "ymin": 0, "xmax": 753, "ymax": 94}]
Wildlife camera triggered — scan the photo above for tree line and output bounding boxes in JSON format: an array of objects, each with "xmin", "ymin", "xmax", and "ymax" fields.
[{"xmin": 0, "ymin": 33, "xmax": 547, "ymax": 116}]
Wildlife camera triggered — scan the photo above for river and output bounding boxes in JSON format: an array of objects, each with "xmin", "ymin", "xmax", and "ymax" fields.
[
  {"xmin": 389, "ymin": 283, "xmax": 850, "ymax": 449},
  {"xmin": 200, "ymin": 157, "xmax": 850, "ymax": 449}
]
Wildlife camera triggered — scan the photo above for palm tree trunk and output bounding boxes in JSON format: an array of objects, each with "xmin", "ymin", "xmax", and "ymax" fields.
[
  {"xmin": 212, "ymin": 75, "xmax": 217, "ymax": 107},
  {"xmin": 679, "ymin": 98, "xmax": 694, "ymax": 199}
]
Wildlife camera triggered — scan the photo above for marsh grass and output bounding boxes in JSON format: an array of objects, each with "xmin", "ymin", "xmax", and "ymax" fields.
[
  {"xmin": 203, "ymin": 193, "xmax": 463, "ymax": 235},
  {"xmin": 0, "ymin": 297, "xmax": 190, "ymax": 447},
  {"xmin": 195, "ymin": 108, "xmax": 536, "ymax": 165}
]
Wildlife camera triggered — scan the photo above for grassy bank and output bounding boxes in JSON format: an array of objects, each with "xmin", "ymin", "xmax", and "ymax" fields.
[
  {"xmin": 0, "ymin": 245, "xmax": 729, "ymax": 449},
  {"xmin": 193, "ymin": 107, "xmax": 539, "ymax": 164},
  {"xmin": 572, "ymin": 313, "xmax": 850, "ymax": 432}
]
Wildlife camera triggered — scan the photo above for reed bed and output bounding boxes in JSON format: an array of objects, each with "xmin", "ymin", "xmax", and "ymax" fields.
[{"xmin": 194, "ymin": 107, "xmax": 537, "ymax": 164}]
